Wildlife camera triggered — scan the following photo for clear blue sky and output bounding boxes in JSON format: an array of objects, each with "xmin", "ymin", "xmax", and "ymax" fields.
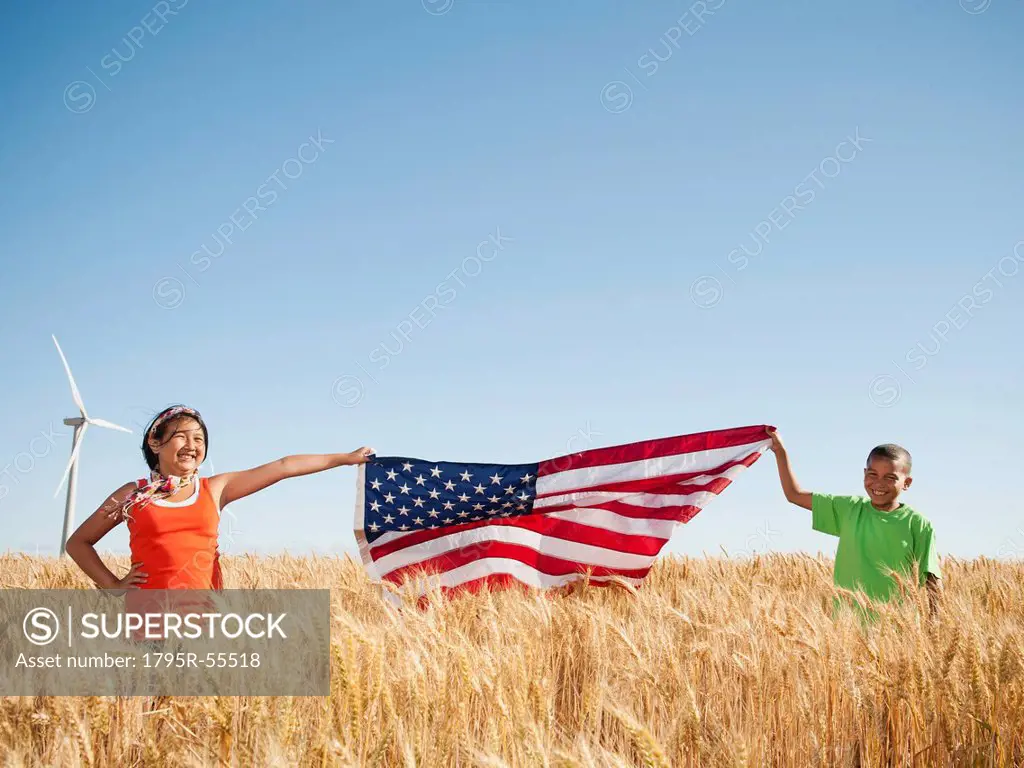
[{"xmin": 2, "ymin": 0, "xmax": 1022, "ymax": 562}]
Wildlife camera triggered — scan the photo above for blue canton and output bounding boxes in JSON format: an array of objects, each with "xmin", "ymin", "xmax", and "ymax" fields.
[{"xmin": 362, "ymin": 457, "xmax": 540, "ymax": 544}]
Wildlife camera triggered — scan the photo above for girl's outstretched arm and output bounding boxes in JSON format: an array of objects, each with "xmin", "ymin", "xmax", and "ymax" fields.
[{"xmin": 209, "ymin": 447, "xmax": 374, "ymax": 508}]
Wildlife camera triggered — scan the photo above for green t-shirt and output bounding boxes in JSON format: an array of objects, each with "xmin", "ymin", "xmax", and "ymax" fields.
[{"xmin": 812, "ymin": 493, "xmax": 941, "ymax": 604}]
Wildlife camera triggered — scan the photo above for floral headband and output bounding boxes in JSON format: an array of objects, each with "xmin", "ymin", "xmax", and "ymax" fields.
[{"xmin": 146, "ymin": 406, "xmax": 202, "ymax": 442}]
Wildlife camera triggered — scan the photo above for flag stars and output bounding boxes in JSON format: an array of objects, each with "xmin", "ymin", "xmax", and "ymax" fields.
[{"xmin": 369, "ymin": 460, "xmax": 544, "ymax": 542}]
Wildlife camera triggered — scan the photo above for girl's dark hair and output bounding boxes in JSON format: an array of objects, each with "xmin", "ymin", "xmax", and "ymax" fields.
[{"xmin": 142, "ymin": 405, "xmax": 209, "ymax": 471}]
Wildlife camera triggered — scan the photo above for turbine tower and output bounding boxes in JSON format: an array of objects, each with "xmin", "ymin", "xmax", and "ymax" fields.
[{"xmin": 51, "ymin": 335, "xmax": 132, "ymax": 556}]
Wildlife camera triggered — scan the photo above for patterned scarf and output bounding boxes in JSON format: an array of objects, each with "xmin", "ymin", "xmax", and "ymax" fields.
[
  {"xmin": 116, "ymin": 406, "xmax": 203, "ymax": 522},
  {"xmin": 119, "ymin": 471, "xmax": 199, "ymax": 522}
]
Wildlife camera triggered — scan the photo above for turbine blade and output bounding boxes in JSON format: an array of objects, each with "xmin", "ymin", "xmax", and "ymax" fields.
[
  {"xmin": 53, "ymin": 423, "xmax": 88, "ymax": 498},
  {"xmin": 51, "ymin": 335, "xmax": 87, "ymax": 417},
  {"xmin": 87, "ymin": 417, "xmax": 133, "ymax": 434}
]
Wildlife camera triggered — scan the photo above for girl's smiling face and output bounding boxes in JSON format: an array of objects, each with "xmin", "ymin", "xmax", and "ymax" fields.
[{"xmin": 148, "ymin": 416, "xmax": 206, "ymax": 476}]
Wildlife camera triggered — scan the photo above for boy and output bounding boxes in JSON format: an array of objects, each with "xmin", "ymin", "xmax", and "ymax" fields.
[{"xmin": 765, "ymin": 427, "xmax": 941, "ymax": 618}]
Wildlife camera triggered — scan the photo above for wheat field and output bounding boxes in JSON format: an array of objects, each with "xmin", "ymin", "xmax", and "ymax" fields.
[{"xmin": 1, "ymin": 553, "xmax": 1023, "ymax": 767}]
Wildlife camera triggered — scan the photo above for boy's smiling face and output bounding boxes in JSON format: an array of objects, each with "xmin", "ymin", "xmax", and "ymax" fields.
[{"xmin": 863, "ymin": 455, "xmax": 912, "ymax": 511}]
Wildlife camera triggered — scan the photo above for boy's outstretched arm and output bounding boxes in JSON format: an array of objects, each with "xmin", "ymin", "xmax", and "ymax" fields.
[{"xmin": 765, "ymin": 428, "xmax": 813, "ymax": 510}]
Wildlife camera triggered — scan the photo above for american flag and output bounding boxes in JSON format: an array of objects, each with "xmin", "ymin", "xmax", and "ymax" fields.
[{"xmin": 354, "ymin": 425, "xmax": 772, "ymax": 598}]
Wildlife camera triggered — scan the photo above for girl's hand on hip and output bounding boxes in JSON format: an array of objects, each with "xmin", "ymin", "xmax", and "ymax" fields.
[{"xmin": 108, "ymin": 562, "xmax": 147, "ymax": 594}]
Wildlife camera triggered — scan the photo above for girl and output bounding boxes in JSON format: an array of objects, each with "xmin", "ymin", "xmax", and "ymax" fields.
[{"xmin": 66, "ymin": 404, "xmax": 372, "ymax": 592}]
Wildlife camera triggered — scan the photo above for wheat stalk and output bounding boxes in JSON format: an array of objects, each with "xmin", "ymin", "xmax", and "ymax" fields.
[{"xmin": 2, "ymin": 553, "xmax": 1024, "ymax": 765}]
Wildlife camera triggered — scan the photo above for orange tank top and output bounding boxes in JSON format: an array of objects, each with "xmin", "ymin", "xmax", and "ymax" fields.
[{"xmin": 127, "ymin": 476, "xmax": 223, "ymax": 591}]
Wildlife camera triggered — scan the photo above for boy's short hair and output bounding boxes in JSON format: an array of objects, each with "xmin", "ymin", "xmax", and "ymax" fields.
[{"xmin": 867, "ymin": 443, "xmax": 912, "ymax": 473}]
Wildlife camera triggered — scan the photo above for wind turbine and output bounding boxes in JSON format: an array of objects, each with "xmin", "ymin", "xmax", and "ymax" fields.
[{"xmin": 51, "ymin": 335, "xmax": 132, "ymax": 556}]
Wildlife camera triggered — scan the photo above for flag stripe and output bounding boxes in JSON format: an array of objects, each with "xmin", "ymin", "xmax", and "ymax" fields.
[
  {"xmin": 554, "ymin": 499, "xmax": 705, "ymax": 522},
  {"xmin": 537, "ymin": 424, "xmax": 769, "ymax": 476},
  {"xmin": 533, "ymin": 459, "xmax": 758, "ymax": 512},
  {"xmin": 544, "ymin": 507, "xmax": 680, "ymax": 538},
  {"xmin": 369, "ymin": 515, "xmax": 669, "ymax": 569},
  {"xmin": 532, "ymin": 475, "xmax": 741, "ymax": 512},
  {"xmin": 536, "ymin": 441, "xmax": 766, "ymax": 498},
  {"xmin": 383, "ymin": 540, "xmax": 655, "ymax": 585},
  {"xmin": 534, "ymin": 451, "xmax": 763, "ymax": 501},
  {"xmin": 399, "ymin": 558, "xmax": 647, "ymax": 592}
]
